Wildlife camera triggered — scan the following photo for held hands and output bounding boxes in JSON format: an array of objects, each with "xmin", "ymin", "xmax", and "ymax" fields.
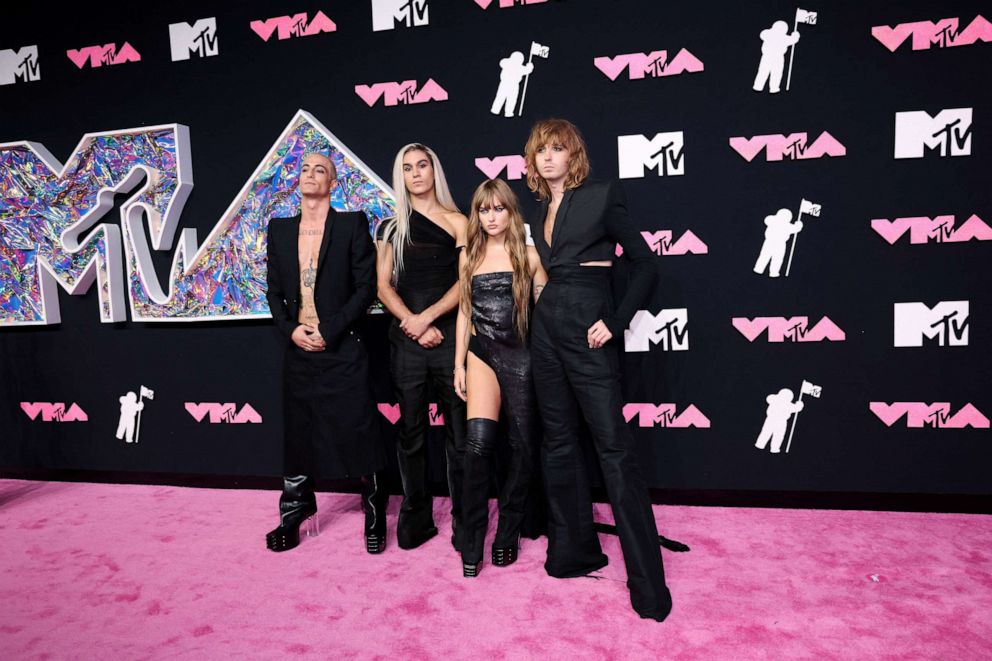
[
  {"xmin": 292, "ymin": 324, "xmax": 326, "ymax": 352},
  {"xmin": 400, "ymin": 312, "xmax": 432, "ymax": 340},
  {"xmin": 418, "ymin": 326, "xmax": 444, "ymax": 348},
  {"xmin": 587, "ymin": 319, "xmax": 613, "ymax": 349},
  {"xmin": 453, "ymin": 365, "xmax": 467, "ymax": 402}
]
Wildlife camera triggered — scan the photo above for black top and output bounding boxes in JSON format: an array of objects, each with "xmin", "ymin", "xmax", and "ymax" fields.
[
  {"xmin": 471, "ymin": 271, "xmax": 520, "ymax": 347},
  {"xmin": 529, "ymin": 180, "xmax": 654, "ymax": 338},
  {"xmin": 377, "ymin": 210, "xmax": 459, "ymax": 321}
]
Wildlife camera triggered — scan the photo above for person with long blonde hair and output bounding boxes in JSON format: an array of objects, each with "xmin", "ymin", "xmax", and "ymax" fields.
[
  {"xmin": 453, "ymin": 178, "xmax": 547, "ymax": 577},
  {"xmin": 524, "ymin": 118, "xmax": 673, "ymax": 621},
  {"xmin": 375, "ymin": 144, "xmax": 469, "ymax": 552}
]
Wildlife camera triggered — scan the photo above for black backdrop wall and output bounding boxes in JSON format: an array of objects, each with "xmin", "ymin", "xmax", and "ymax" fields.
[{"xmin": 1, "ymin": 1, "xmax": 989, "ymax": 505}]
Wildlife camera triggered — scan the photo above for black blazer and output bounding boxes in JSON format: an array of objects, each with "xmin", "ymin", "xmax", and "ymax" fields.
[
  {"xmin": 531, "ymin": 180, "xmax": 655, "ymax": 337},
  {"xmin": 265, "ymin": 207, "xmax": 376, "ymax": 348}
]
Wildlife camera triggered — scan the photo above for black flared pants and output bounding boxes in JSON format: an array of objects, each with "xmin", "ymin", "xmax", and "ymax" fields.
[{"xmin": 531, "ymin": 266, "xmax": 671, "ymax": 620}]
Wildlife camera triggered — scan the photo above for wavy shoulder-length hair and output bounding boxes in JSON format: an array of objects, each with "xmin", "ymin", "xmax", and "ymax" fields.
[
  {"xmin": 523, "ymin": 118, "xmax": 591, "ymax": 200},
  {"xmin": 460, "ymin": 179, "xmax": 532, "ymax": 342},
  {"xmin": 380, "ymin": 143, "xmax": 459, "ymax": 273}
]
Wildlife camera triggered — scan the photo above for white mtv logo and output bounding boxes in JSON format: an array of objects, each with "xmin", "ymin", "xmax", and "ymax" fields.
[
  {"xmin": 372, "ymin": 0, "xmax": 430, "ymax": 31},
  {"xmin": 0, "ymin": 46, "xmax": 40, "ymax": 85},
  {"xmin": 893, "ymin": 300, "xmax": 969, "ymax": 347},
  {"xmin": 169, "ymin": 18, "xmax": 219, "ymax": 61},
  {"xmin": 894, "ymin": 108, "xmax": 972, "ymax": 159},
  {"xmin": 618, "ymin": 132, "xmax": 685, "ymax": 178},
  {"xmin": 624, "ymin": 308, "xmax": 689, "ymax": 352}
]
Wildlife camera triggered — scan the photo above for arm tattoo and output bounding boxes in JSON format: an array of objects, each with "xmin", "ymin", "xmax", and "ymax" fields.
[{"xmin": 533, "ymin": 283, "xmax": 545, "ymax": 302}]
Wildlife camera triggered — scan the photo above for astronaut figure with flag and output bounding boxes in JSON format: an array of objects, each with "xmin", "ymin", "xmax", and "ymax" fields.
[
  {"xmin": 753, "ymin": 8, "xmax": 817, "ymax": 94},
  {"xmin": 491, "ymin": 42, "xmax": 550, "ymax": 118}
]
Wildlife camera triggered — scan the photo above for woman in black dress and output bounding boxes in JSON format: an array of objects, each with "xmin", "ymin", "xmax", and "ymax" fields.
[
  {"xmin": 454, "ymin": 178, "xmax": 547, "ymax": 576},
  {"xmin": 376, "ymin": 144, "xmax": 468, "ymax": 552}
]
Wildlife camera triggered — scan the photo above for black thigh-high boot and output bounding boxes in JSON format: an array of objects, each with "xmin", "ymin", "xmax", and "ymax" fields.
[
  {"xmin": 460, "ymin": 418, "xmax": 499, "ymax": 576},
  {"xmin": 266, "ymin": 475, "xmax": 318, "ymax": 552},
  {"xmin": 491, "ymin": 415, "xmax": 535, "ymax": 567},
  {"xmin": 361, "ymin": 472, "xmax": 389, "ymax": 554}
]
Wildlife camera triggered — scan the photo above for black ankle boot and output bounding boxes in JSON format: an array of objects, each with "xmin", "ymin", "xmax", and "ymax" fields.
[
  {"xmin": 266, "ymin": 475, "xmax": 317, "ymax": 552},
  {"xmin": 361, "ymin": 472, "xmax": 388, "ymax": 554}
]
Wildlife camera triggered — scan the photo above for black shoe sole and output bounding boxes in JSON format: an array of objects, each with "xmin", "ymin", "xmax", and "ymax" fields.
[{"xmin": 365, "ymin": 533, "xmax": 386, "ymax": 554}]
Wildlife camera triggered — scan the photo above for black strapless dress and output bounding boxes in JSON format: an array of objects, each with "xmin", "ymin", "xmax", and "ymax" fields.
[{"xmin": 461, "ymin": 272, "xmax": 544, "ymax": 563}]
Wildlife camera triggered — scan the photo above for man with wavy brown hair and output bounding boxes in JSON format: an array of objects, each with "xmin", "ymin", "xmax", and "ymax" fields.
[{"xmin": 524, "ymin": 118, "xmax": 673, "ymax": 621}]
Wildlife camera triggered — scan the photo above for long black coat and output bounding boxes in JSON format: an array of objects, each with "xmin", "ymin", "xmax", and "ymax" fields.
[{"xmin": 265, "ymin": 208, "xmax": 385, "ymax": 479}]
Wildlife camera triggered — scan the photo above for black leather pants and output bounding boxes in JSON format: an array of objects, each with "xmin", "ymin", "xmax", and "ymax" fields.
[
  {"xmin": 389, "ymin": 320, "xmax": 467, "ymax": 547},
  {"xmin": 531, "ymin": 267, "xmax": 672, "ymax": 621}
]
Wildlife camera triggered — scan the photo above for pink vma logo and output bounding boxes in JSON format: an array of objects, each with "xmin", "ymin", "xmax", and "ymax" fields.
[
  {"xmin": 870, "ymin": 402, "xmax": 990, "ymax": 429},
  {"xmin": 623, "ymin": 404, "xmax": 711, "ymax": 428},
  {"xmin": 616, "ymin": 230, "xmax": 708, "ymax": 257},
  {"xmin": 474, "ymin": 0, "xmax": 548, "ymax": 8},
  {"xmin": 732, "ymin": 317, "xmax": 846, "ymax": 342},
  {"xmin": 729, "ymin": 132, "xmax": 846, "ymax": 162},
  {"xmin": 871, "ymin": 215, "xmax": 992, "ymax": 245},
  {"xmin": 66, "ymin": 43, "xmax": 140, "ymax": 69},
  {"xmin": 185, "ymin": 403, "xmax": 262, "ymax": 424},
  {"xmin": 872, "ymin": 15, "xmax": 991, "ymax": 52},
  {"xmin": 355, "ymin": 80, "xmax": 448, "ymax": 107},
  {"xmin": 250, "ymin": 11, "xmax": 337, "ymax": 41},
  {"xmin": 377, "ymin": 403, "xmax": 445, "ymax": 425},
  {"xmin": 476, "ymin": 155, "xmax": 527, "ymax": 180},
  {"xmin": 594, "ymin": 49, "xmax": 704, "ymax": 80},
  {"xmin": 20, "ymin": 402, "xmax": 88, "ymax": 422}
]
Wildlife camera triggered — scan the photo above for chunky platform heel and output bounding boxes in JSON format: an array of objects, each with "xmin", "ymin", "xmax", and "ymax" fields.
[{"xmin": 492, "ymin": 545, "xmax": 518, "ymax": 567}]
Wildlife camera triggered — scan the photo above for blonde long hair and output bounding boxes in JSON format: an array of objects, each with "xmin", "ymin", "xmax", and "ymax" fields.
[
  {"xmin": 381, "ymin": 143, "xmax": 459, "ymax": 273},
  {"xmin": 461, "ymin": 179, "xmax": 532, "ymax": 342}
]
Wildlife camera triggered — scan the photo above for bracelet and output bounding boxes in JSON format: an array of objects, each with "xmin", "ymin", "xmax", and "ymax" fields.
[{"xmin": 453, "ymin": 365, "xmax": 466, "ymax": 374}]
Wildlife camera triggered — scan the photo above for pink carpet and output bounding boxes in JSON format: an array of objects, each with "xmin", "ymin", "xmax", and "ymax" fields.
[{"xmin": 0, "ymin": 479, "xmax": 990, "ymax": 659}]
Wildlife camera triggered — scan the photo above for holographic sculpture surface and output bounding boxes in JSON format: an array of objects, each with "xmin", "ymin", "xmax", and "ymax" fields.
[{"xmin": 0, "ymin": 110, "xmax": 395, "ymax": 325}]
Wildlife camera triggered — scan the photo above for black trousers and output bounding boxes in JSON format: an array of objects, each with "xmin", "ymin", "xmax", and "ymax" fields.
[
  {"xmin": 389, "ymin": 319, "xmax": 467, "ymax": 542},
  {"xmin": 531, "ymin": 266, "xmax": 671, "ymax": 619}
]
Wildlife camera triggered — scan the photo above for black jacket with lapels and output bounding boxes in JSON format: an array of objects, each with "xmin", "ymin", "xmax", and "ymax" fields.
[
  {"xmin": 530, "ymin": 179, "xmax": 655, "ymax": 338},
  {"xmin": 265, "ymin": 207, "xmax": 376, "ymax": 348}
]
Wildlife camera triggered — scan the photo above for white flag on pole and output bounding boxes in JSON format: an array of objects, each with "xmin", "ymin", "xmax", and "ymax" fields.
[
  {"xmin": 799, "ymin": 199, "xmax": 822, "ymax": 217},
  {"xmin": 800, "ymin": 380, "xmax": 822, "ymax": 398},
  {"xmin": 530, "ymin": 42, "xmax": 550, "ymax": 58},
  {"xmin": 140, "ymin": 385, "xmax": 155, "ymax": 400},
  {"xmin": 796, "ymin": 8, "xmax": 818, "ymax": 25}
]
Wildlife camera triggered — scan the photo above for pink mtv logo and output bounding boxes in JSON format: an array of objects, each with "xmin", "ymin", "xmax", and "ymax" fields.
[
  {"xmin": 184, "ymin": 403, "xmax": 262, "ymax": 424},
  {"xmin": 872, "ymin": 15, "xmax": 991, "ymax": 52},
  {"xmin": 475, "ymin": 155, "xmax": 527, "ymax": 180},
  {"xmin": 593, "ymin": 49, "xmax": 704, "ymax": 81},
  {"xmin": 869, "ymin": 402, "xmax": 990, "ymax": 429},
  {"xmin": 623, "ymin": 403, "xmax": 711, "ymax": 428},
  {"xmin": 377, "ymin": 403, "xmax": 445, "ymax": 425},
  {"xmin": 732, "ymin": 317, "xmax": 846, "ymax": 343},
  {"xmin": 250, "ymin": 11, "xmax": 337, "ymax": 41},
  {"xmin": 474, "ymin": 0, "xmax": 548, "ymax": 8},
  {"xmin": 20, "ymin": 402, "xmax": 88, "ymax": 422},
  {"xmin": 870, "ymin": 215, "xmax": 992, "ymax": 245},
  {"xmin": 616, "ymin": 230, "xmax": 708, "ymax": 257},
  {"xmin": 66, "ymin": 43, "xmax": 141, "ymax": 69},
  {"xmin": 355, "ymin": 79, "xmax": 448, "ymax": 107},
  {"xmin": 729, "ymin": 132, "xmax": 846, "ymax": 162}
]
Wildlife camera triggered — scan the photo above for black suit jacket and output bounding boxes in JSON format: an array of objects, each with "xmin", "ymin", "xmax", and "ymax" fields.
[
  {"xmin": 531, "ymin": 180, "xmax": 655, "ymax": 337},
  {"xmin": 265, "ymin": 207, "xmax": 376, "ymax": 348}
]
